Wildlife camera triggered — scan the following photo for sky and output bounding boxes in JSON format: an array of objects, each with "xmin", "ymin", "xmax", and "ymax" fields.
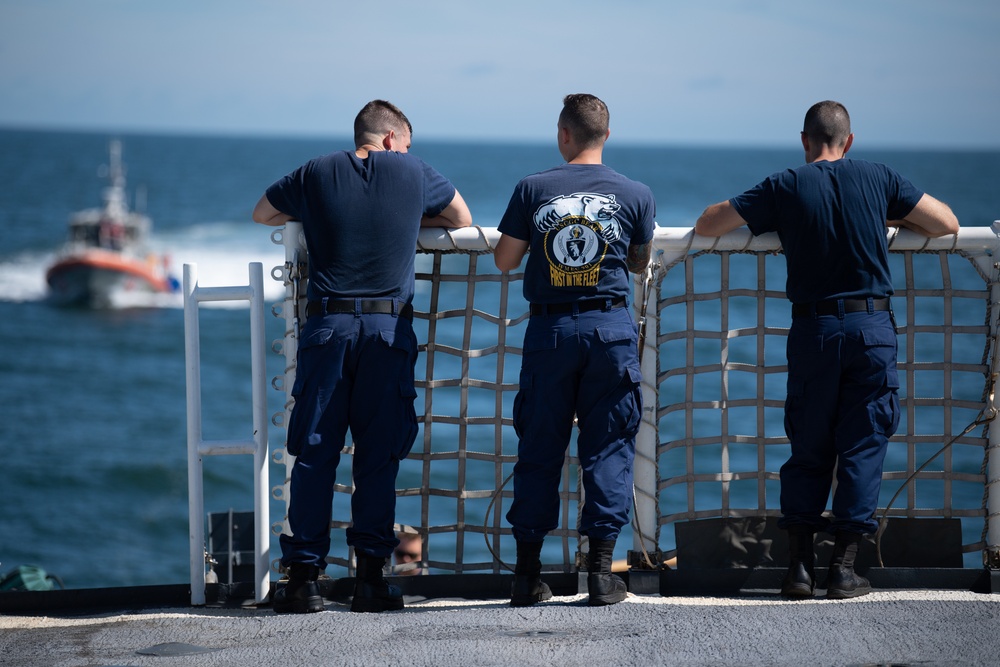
[{"xmin": 1, "ymin": 0, "xmax": 998, "ymax": 149}]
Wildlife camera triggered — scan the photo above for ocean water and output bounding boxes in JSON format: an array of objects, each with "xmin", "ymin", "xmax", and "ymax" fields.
[{"xmin": 0, "ymin": 128, "xmax": 997, "ymax": 589}]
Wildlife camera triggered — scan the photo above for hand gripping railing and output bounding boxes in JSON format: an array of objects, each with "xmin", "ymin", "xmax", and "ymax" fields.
[{"xmin": 183, "ymin": 262, "xmax": 270, "ymax": 605}]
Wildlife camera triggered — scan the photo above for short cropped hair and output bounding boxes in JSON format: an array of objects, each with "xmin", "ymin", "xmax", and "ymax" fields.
[
  {"xmin": 559, "ymin": 94, "xmax": 610, "ymax": 148},
  {"xmin": 354, "ymin": 100, "xmax": 413, "ymax": 147},
  {"xmin": 803, "ymin": 100, "xmax": 851, "ymax": 147}
]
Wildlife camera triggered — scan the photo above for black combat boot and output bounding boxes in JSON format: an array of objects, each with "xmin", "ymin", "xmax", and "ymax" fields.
[
  {"xmin": 273, "ymin": 563, "xmax": 324, "ymax": 614},
  {"xmin": 351, "ymin": 553, "xmax": 404, "ymax": 613},
  {"xmin": 825, "ymin": 531, "xmax": 872, "ymax": 600},
  {"xmin": 587, "ymin": 539, "xmax": 627, "ymax": 607},
  {"xmin": 510, "ymin": 539, "xmax": 552, "ymax": 607},
  {"xmin": 780, "ymin": 526, "xmax": 816, "ymax": 599}
]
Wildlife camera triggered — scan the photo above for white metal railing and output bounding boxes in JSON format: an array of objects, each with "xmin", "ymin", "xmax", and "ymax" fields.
[
  {"xmin": 260, "ymin": 223, "xmax": 1000, "ymax": 577},
  {"xmin": 184, "ymin": 262, "xmax": 270, "ymax": 605}
]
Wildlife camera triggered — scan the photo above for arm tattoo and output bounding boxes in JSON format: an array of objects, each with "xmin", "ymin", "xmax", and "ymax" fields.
[{"xmin": 627, "ymin": 242, "xmax": 652, "ymax": 274}]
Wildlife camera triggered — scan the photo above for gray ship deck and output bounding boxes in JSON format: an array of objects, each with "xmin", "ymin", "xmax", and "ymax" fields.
[{"xmin": 3, "ymin": 571, "xmax": 1000, "ymax": 666}]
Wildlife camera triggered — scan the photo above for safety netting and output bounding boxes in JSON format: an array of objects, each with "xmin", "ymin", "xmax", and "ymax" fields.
[{"xmin": 269, "ymin": 224, "xmax": 1000, "ymax": 576}]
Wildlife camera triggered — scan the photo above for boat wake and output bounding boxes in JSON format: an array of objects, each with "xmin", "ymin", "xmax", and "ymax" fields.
[{"xmin": 0, "ymin": 221, "xmax": 285, "ymax": 309}]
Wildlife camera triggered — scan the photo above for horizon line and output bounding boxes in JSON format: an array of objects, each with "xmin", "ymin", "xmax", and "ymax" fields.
[{"xmin": 1, "ymin": 123, "xmax": 997, "ymax": 153}]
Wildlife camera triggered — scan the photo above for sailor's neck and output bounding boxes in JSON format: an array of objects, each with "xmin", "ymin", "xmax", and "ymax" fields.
[{"xmin": 355, "ymin": 144, "xmax": 383, "ymax": 159}]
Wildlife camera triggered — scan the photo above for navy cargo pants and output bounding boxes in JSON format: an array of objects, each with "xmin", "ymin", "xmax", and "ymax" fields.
[
  {"xmin": 506, "ymin": 304, "xmax": 643, "ymax": 543},
  {"xmin": 280, "ymin": 305, "xmax": 418, "ymax": 568},
  {"xmin": 778, "ymin": 305, "xmax": 900, "ymax": 535}
]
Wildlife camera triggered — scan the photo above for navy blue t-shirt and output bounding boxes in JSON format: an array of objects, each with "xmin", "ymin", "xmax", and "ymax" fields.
[
  {"xmin": 266, "ymin": 150, "xmax": 455, "ymax": 302},
  {"xmin": 731, "ymin": 159, "xmax": 923, "ymax": 304},
  {"xmin": 498, "ymin": 163, "xmax": 656, "ymax": 304}
]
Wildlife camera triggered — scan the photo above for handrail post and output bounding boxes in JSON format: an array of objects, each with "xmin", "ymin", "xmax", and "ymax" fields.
[
  {"xmin": 249, "ymin": 262, "xmax": 270, "ymax": 604},
  {"xmin": 183, "ymin": 263, "xmax": 206, "ymax": 606}
]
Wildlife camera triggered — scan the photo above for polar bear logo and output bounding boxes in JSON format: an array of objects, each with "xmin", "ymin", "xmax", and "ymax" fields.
[{"xmin": 533, "ymin": 192, "xmax": 622, "ymax": 243}]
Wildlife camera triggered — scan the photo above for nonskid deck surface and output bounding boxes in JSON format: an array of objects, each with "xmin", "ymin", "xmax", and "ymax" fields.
[{"xmin": 3, "ymin": 590, "xmax": 999, "ymax": 666}]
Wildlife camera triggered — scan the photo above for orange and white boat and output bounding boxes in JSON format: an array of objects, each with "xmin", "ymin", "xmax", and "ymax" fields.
[{"xmin": 45, "ymin": 140, "xmax": 178, "ymax": 307}]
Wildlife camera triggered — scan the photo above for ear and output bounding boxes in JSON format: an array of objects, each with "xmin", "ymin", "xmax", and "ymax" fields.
[
  {"xmin": 842, "ymin": 133, "xmax": 854, "ymax": 156},
  {"xmin": 800, "ymin": 131, "xmax": 810, "ymax": 153},
  {"xmin": 382, "ymin": 130, "xmax": 395, "ymax": 151}
]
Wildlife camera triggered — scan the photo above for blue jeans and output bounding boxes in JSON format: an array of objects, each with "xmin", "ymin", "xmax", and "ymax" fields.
[
  {"xmin": 506, "ymin": 305, "xmax": 642, "ymax": 542},
  {"xmin": 778, "ymin": 308, "xmax": 900, "ymax": 535},
  {"xmin": 280, "ymin": 309, "xmax": 418, "ymax": 568}
]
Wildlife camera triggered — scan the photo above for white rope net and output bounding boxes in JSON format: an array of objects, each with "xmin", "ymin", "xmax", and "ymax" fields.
[
  {"xmin": 652, "ymin": 230, "xmax": 998, "ymax": 568},
  {"xmin": 271, "ymin": 224, "xmax": 1000, "ymax": 575}
]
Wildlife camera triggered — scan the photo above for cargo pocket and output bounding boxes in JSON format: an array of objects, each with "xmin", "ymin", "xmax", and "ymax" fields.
[
  {"xmin": 512, "ymin": 373, "xmax": 532, "ymax": 441},
  {"xmin": 514, "ymin": 327, "xmax": 558, "ymax": 440},
  {"xmin": 609, "ymin": 364, "xmax": 642, "ymax": 438},
  {"xmin": 784, "ymin": 330, "xmax": 823, "ymax": 443},
  {"xmin": 861, "ymin": 327, "xmax": 900, "ymax": 436},
  {"xmin": 379, "ymin": 327, "xmax": 419, "ymax": 460},
  {"xmin": 783, "ymin": 375, "xmax": 805, "ymax": 442},
  {"xmin": 868, "ymin": 390, "xmax": 900, "ymax": 437},
  {"xmin": 285, "ymin": 326, "xmax": 337, "ymax": 456},
  {"xmin": 396, "ymin": 379, "xmax": 419, "ymax": 460}
]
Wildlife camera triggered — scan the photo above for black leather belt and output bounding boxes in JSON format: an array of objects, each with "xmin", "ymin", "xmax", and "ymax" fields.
[
  {"xmin": 792, "ymin": 297, "xmax": 890, "ymax": 318},
  {"xmin": 530, "ymin": 297, "xmax": 627, "ymax": 316},
  {"xmin": 305, "ymin": 299, "xmax": 413, "ymax": 320}
]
